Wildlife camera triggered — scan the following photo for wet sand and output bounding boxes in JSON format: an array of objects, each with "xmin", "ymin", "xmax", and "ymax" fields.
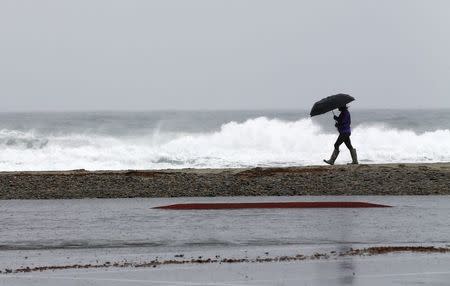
[
  {"xmin": 6, "ymin": 246, "xmax": 450, "ymax": 274},
  {"xmin": 5, "ymin": 250, "xmax": 450, "ymax": 286},
  {"xmin": 1, "ymin": 196, "xmax": 450, "ymax": 285},
  {"xmin": 0, "ymin": 163, "xmax": 449, "ymax": 199}
]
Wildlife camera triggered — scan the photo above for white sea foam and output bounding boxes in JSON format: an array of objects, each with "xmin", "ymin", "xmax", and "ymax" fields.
[{"xmin": 0, "ymin": 117, "xmax": 449, "ymax": 171}]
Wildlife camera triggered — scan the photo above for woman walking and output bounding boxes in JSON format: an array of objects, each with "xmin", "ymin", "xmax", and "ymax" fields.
[{"xmin": 324, "ymin": 105, "xmax": 358, "ymax": 165}]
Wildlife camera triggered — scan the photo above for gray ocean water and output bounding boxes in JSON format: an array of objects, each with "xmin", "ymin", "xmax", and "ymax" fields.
[{"xmin": 0, "ymin": 109, "xmax": 449, "ymax": 170}]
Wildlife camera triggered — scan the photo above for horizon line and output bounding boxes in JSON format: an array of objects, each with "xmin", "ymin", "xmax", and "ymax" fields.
[{"xmin": 1, "ymin": 107, "xmax": 449, "ymax": 113}]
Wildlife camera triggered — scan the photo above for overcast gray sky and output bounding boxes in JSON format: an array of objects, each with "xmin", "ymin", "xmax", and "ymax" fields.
[{"xmin": 0, "ymin": 0, "xmax": 449, "ymax": 111}]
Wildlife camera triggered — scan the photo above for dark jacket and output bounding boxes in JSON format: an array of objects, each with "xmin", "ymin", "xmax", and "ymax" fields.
[{"xmin": 334, "ymin": 110, "xmax": 351, "ymax": 134}]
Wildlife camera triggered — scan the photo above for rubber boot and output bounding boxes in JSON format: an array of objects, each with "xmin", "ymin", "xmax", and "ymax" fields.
[
  {"xmin": 324, "ymin": 149, "xmax": 339, "ymax": 165},
  {"xmin": 349, "ymin": 148, "xmax": 358, "ymax": 165}
]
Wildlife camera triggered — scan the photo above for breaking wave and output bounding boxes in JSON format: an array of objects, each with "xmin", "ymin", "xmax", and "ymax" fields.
[{"xmin": 0, "ymin": 117, "xmax": 449, "ymax": 171}]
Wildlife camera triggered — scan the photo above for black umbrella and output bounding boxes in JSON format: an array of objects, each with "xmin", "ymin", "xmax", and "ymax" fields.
[{"xmin": 310, "ymin": 94, "xmax": 355, "ymax": 116}]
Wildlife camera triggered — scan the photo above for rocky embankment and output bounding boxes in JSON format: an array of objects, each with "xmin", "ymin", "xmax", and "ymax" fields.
[{"xmin": 0, "ymin": 163, "xmax": 449, "ymax": 199}]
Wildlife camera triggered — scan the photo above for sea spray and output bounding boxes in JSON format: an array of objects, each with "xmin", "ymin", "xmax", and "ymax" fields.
[{"xmin": 0, "ymin": 117, "xmax": 449, "ymax": 171}]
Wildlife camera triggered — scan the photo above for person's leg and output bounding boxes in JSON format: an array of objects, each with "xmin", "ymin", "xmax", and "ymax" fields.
[
  {"xmin": 334, "ymin": 134, "xmax": 345, "ymax": 150},
  {"xmin": 343, "ymin": 134, "xmax": 353, "ymax": 150},
  {"xmin": 343, "ymin": 134, "xmax": 358, "ymax": 164},
  {"xmin": 324, "ymin": 135, "xmax": 343, "ymax": 165}
]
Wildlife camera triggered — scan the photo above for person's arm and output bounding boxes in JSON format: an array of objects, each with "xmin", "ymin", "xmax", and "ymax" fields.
[
  {"xmin": 334, "ymin": 112, "xmax": 343, "ymax": 125},
  {"xmin": 334, "ymin": 114, "xmax": 339, "ymax": 129}
]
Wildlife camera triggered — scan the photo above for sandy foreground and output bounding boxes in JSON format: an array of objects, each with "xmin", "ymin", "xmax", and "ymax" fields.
[
  {"xmin": 1, "ymin": 163, "xmax": 449, "ymax": 199},
  {"xmin": 1, "ymin": 196, "xmax": 450, "ymax": 285}
]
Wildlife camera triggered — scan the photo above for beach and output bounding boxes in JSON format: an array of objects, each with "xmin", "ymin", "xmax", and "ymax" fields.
[
  {"xmin": 1, "ymin": 163, "xmax": 449, "ymax": 199},
  {"xmin": 2, "ymin": 195, "xmax": 450, "ymax": 285}
]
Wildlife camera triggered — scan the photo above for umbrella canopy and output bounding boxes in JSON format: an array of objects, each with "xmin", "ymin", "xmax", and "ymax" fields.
[{"xmin": 310, "ymin": 94, "xmax": 355, "ymax": 116}]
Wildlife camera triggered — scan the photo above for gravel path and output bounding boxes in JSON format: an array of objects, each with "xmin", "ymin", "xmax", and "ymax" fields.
[{"xmin": 1, "ymin": 163, "xmax": 449, "ymax": 199}]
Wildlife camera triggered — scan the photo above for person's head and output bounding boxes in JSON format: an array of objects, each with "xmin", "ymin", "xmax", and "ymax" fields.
[{"xmin": 338, "ymin": 105, "xmax": 348, "ymax": 112}]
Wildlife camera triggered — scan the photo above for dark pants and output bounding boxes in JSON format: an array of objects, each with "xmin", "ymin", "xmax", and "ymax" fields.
[{"xmin": 334, "ymin": 133, "xmax": 353, "ymax": 151}]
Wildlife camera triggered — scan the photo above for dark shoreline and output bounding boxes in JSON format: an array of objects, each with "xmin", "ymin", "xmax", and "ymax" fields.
[{"xmin": 1, "ymin": 163, "xmax": 449, "ymax": 199}]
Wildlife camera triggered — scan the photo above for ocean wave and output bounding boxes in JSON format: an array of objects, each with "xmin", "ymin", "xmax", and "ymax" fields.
[
  {"xmin": 0, "ymin": 129, "xmax": 49, "ymax": 149},
  {"xmin": 0, "ymin": 117, "xmax": 449, "ymax": 171}
]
